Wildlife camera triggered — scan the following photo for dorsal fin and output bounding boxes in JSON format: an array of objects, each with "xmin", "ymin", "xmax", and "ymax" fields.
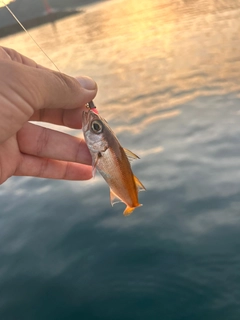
[
  {"xmin": 134, "ymin": 175, "xmax": 146, "ymax": 192},
  {"xmin": 124, "ymin": 148, "xmax": 140, "ymax": 161}
]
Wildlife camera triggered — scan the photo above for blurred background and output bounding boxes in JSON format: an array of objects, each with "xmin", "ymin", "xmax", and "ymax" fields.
[{"xmin": 1, "ymin": 0, "xmax": 240, "ymax": 319}]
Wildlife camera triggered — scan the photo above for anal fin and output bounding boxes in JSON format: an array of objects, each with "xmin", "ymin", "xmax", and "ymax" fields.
[{"xmin": 110, "ymin": 189, "xmax": 122, "ymax": 206}]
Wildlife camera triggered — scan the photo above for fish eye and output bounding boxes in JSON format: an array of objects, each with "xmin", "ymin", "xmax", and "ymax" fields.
[{"xmin": 91, "ymin": 120, "xmax": 103, "ymax": 134}]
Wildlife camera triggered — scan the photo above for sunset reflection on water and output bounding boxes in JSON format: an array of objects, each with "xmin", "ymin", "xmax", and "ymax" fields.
[{"xmin": 1, "ymin": 0, "xmax": 240, "ymax": 319}]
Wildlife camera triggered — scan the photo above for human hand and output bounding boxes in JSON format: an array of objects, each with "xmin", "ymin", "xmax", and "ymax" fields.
[{"xmin": 0, "ymin": 46, "xmax": 97, "ymax": 184}]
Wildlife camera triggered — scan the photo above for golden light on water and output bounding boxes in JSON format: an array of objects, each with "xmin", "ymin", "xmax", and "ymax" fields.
[
  {"xmin": 1, "ymin": 0, "xmax": 240, "ymax": 132},
  {"xmin": 0, "ymin": 0, "xmax": 15, "ymax": 8}
]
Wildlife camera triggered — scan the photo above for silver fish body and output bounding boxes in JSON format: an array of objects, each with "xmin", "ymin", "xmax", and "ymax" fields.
[{"xmin": 82, "ymin": 109, "xmax": 145, "ymax": 215}]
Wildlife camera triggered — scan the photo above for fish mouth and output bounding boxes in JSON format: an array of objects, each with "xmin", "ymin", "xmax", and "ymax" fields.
[{"xmin": 82, "ymin": 109, "xmax": 91, "ymax": 131}]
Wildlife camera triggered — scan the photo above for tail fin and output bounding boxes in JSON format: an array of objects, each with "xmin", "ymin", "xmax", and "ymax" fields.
[{"xmin": 123, "ymin": 204, "xmax": 142, "ymax": 216}]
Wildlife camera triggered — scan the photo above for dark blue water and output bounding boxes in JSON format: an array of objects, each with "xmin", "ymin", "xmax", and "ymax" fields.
[{"xmin": 1, "ymin": 0, "xmax": 240, "ymax": 319}]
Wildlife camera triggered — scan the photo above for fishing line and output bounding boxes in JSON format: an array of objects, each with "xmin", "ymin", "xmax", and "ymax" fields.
[{"xmin": 1, "ymin": 0, "xmax": 61, "ymax": 73}]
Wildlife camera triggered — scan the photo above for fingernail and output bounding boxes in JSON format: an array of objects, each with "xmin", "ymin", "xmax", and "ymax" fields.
[{"xmin": 76, "ymin": 76, "xmax": 97, "ymax": 91}]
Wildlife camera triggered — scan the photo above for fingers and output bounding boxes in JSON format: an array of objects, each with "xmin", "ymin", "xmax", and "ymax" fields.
[
  {"xmin": 17, "ymin": 122, "xmax": 92, "ymax": 165},
  {"xmin": 0, "ymin": 46, "xmax": 97, "ymax": 144},
  {"xmin": 0, "ymin": 60, "xmax": 97, "ymax": 111},
  {"xmin": 0, "ymin": 46, "xmax": 40, "ymax": 66},
  {"xmin": 14, "ymin": 154, "xmax": 92, "ymax": 180},
  {"xmin": 30, "ymin": 107, "xmax": 84, "ymax": 129},
  {"xmin": 0, "ymin": 47, "xmax": 98, "ymax": 111}
]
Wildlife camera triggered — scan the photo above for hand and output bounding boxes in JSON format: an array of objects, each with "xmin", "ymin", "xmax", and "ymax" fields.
[{"xmin": 0, "ymin": 46, "xmax": 97, "ymax": 184}]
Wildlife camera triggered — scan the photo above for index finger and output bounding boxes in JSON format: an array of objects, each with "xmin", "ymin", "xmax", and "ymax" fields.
[{"xmin": 30, "ymin": 107, "xmax": 85, "ymax": 129}]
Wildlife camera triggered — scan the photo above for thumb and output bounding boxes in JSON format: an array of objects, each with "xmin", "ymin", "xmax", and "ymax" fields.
[
  {"xmin": 0, "ymin": 60, "xmax": 97, "ymax": 112},
  {"xmin": 32, "ymin": 69, "xmax": 97, "ymax": 111},
  {"xmin": 0, "ymin": 60, "xmax": 97, "ymax": 143}
]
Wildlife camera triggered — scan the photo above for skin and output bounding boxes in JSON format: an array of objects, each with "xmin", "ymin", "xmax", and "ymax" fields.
[{"xmin": 0, "ymin": 46, "xmax": 98, "ymax": 184}]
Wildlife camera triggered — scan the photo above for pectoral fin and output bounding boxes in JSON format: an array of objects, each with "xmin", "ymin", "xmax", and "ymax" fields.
[
  {"xmin": 92, "ymin": 152, "xmax": 103, "ymax": 177},
  {"xmin": 110, "ymin": 189, "xmax": 122, "ymax": 206},
  {"xmin": 134, "ymin": 175, "xmax": 146, "ymax": 192},
  {"xmin": 124, "ymin": 148, "xmax": 140, "ymax": 161},
  {"xmin": 91, "ymin": 156, "xmax": 99, "ymax": 177}
]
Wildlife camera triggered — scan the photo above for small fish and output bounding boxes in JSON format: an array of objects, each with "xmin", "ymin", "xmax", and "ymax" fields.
[{"xmin": 82, "ymin": 106, "xmax": 145, "ymax": 215}]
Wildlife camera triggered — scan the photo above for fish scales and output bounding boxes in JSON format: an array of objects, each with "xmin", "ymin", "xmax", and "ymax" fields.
[
  {"xmin": 82, "ymin": 108, "xmax": 145, "ymax": 216},
  {"xmin": 97, "ymin": 147, "xmax": 139, "ymax": 208}
]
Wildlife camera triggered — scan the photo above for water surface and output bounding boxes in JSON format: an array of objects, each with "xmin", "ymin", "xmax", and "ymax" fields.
[{"xmin": 1, "ymin": 0, "xmax": 240, "ymax": 319}]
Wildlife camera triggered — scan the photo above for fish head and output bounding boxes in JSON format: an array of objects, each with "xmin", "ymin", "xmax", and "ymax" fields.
[{"xmin": 82, "ymin": 110, "xmax": 109, "ymax": 153}]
